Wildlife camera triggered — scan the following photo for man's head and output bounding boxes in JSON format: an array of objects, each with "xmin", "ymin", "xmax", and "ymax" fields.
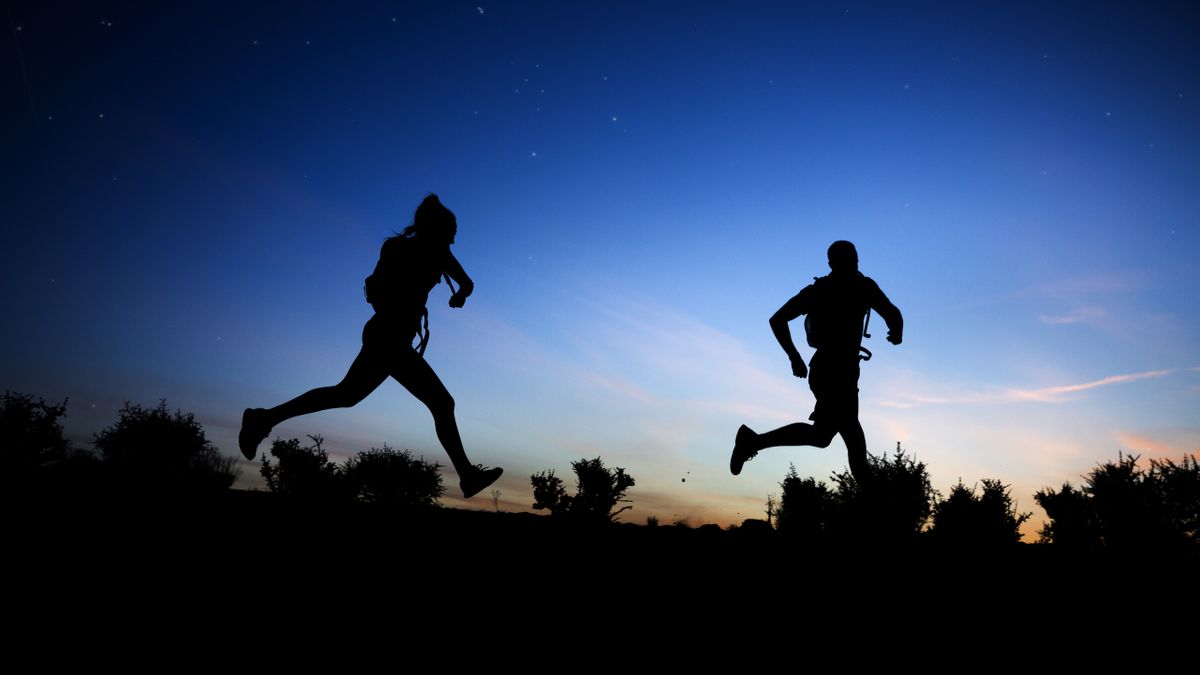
[{"xmin": 827, "ymin": 240, "xmax": 858, "ymax": 273}]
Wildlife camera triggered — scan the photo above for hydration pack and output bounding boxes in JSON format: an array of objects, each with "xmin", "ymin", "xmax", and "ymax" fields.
[
  {"xmin": 363, "ymin": 235, "xmax": 455, "ymax": 356},
  {"xmin": 802, "ymin": 275, "xmax": 874, "ymax": 361}
]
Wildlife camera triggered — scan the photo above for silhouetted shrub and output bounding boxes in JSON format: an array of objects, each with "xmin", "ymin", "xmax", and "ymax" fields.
[
  {"xmin": 829, "ymin": 445, "xmax": 935, "ymax": 543},
  {"xmin": 531, "ymin": 469, "xmax": 568, "ymax": 513},
  {"xmin": 1034, "ymin": 482, "xmax": 1098, "ymax": 546},
  {"xmin": 343, "ymin": 445, "xmax": 443, "ymax": 510},
  {"xmin": 776, "ymin": 464, "xmax": 834, "ymax": 539},
  {"xmin": 260, "ymin": 435, "xmax": 344, "ymax": 500},
  {"xmin": 1, "ymin": 391, "xmax": 70, "ymax": 482},
  {"xmin": 775, "ymin": 445, "xmax": 934, "ymax": 543},
  {"xmin": 94, "ymin": 400, "xmax": 237, "ymax": 493},
  {"xmin": 1153, "ymin": 455, "xmax": 1200, "ymax": 543},
  {"xmin": 929, "ymin": 478, "xmax": 1031, "ymax": 545},
  {"xmin": 531, "ymin": 456, "xmax": 635, "ymax": 524},
  {"xmin": 1037, "ymin": 453, "xmax": 1199, "ymax": 547}
]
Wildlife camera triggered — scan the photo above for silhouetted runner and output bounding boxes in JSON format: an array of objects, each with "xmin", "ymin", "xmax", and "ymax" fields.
[
  {"xmin": 730, "ymin": 240, "xmax": 903, "ymax": 481},
  {"xmin": 239, "ymin": 194, "xmax": 503, "ymax": 499}
]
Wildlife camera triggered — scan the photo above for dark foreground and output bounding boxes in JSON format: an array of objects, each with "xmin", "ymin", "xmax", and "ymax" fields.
[{"xmin": 10, "ymin": 489, "xmax": 1197, "ymax": 655}]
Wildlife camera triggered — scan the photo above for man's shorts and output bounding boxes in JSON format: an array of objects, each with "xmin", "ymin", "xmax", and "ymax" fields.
[{"xmin": 807, "ymin": 351, "xmax": 860, "ymax": 425}]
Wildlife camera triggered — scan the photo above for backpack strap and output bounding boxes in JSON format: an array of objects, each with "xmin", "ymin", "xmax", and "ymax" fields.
[
  {"xmin": 414, "ymin": 273, "xmax": 460, "ymax": 357},
  {"xmin": 860, "ymin": 308, "xmax": 872, "ymax": 361},
  {"xmin": 416, "ymin": 308, "xmax": 431, "ymax": 356}
]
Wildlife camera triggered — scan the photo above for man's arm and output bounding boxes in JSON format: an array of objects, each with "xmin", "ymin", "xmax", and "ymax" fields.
[
  {"xmin": 445, "ymin": 251, "xmax": 474, "ymax": 308},
  {"xmin": 868, "ymin": 280, "xmax": 903, "ymax": 345},
  {"xmin": 770, "ymin": 289, "xmax": 812, "ymax": 378}
]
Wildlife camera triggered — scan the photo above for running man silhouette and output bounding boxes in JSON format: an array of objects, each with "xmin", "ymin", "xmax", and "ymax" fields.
[
  {"xmin": 730, "ymin": 240, "xmax": 902, "ymax": 481},
  {"xmin": 239, "ymin": 194, "xmax": 503, "ymax": 499}
]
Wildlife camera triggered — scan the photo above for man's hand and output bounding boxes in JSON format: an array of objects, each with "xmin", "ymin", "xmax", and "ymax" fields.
[
  {"xmin": 449, "ymin": 291, "xmax": 468, "ymax": 308},
  {"xmin": 887, "ymin": 331, "xmax": 902, "ymax": 345},
  {"xmin": 790, "ymin": 354, "xmax": 808, "ymax": 379}
]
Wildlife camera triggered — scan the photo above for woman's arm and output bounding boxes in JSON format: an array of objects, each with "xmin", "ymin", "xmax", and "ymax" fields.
[{"xmin": 444, "ymin": 250, "xmax": 474, "ymax": 308}]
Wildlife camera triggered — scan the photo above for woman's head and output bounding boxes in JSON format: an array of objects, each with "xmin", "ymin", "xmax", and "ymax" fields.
[{"xmin": 405, "ymin": 193, "xmax": 457, "ymax": 243}]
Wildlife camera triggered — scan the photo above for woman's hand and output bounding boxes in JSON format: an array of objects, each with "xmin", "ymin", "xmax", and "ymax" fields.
[{"xmin": 444, "ymin": 252, "xmax": 473, "ymax": 309}]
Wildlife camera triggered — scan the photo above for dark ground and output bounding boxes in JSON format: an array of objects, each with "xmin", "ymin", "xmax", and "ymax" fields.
[{"xmin": 9, "ymin": 489, "xmax": 1196, "ymax": 659}]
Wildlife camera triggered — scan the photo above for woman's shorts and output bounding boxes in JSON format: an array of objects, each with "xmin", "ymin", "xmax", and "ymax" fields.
[{"xmin": 362, "ymin": 312, "xmax": 420, "ymax": 350}]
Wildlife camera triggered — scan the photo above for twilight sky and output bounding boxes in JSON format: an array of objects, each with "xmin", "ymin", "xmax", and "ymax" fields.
[{"xmin": 3, "ymin": 1, "xmax": 1198, "ymax": 532}]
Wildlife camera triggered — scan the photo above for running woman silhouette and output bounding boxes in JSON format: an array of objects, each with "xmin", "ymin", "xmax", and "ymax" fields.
[{"xmin": 239, "ymin": 194, "xmax": 502, "ymax": 498}]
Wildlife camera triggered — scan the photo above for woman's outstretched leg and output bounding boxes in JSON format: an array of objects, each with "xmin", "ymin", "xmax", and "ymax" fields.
[
  {"xmin": 239, "ymin": 348, "xmax": 388, "ymax": 460},
  {"xmin": 389, "ymin": 349, "xmax": 501, "ymax": 498}
]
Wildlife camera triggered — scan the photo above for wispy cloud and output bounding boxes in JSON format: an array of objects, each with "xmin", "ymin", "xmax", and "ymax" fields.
[
  {"xmin": 1038, "ymin": 306, "xmax": 1107, "ymax": 326},
  {"xmin": 881, "ymin": 368, "xmax": 1176, "ymax": 408},
  {"xmin": 1008, "ymin": 369, "xmax": 1174, "ymax": 402},
  {"xmin": 1113, "ymin": 431, "xmax": 1189, "ymax": 458},
  {"xmin": 1034, "ymin": 272, "xmax": 1146, "ymax": 297},
  {"xmin": 955, "ymin": 271, "xmax": 1144, "ymax": 311}
]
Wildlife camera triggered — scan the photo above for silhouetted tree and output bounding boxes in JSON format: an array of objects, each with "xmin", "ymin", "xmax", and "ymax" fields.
[
  {"xmin": 1152, "ymin": 454, "xmax": 1200, "ymax": 543},
  {"xmin": 775, "ymin": 444, "xmax": 934, "ymax": 544},
  {"xmin": 829, "ymin": 444, "xmax": 934, "ymax": 542},
  {"xmin": 1, "ymin": 391, "xmax": 70, "ymax": 481},
  {"xmin": 530, "ymin": 469, "xmax": 568, "ymax": 513},
  {"xmin": 530, "ymin": 457, "xmax": 635, "ymax": 524},
  {"xmin": 776, "ymin": 464, "xmax": 834, "ymax": 539},
  {"xmin": 929, "ymin": 478, "xmax": 1030, "ymax": 545},
  {"xmin": 94, "ymin": 400, "xmax": 237, "ymax": 493},
  {"xmin": 260, "ymin": 435, "xmax": 344, "ymax": 500},
  {"xmin": 342, "ymin": 445, "xmax": 443, "ymax": 510},
  {"xmin": 1037, "ymin": 452, "xmax": 1199, "ymax": 547},
  {"xmin": 1033, "ymin": 482, "xmax": 1098, "ymax": 546}
]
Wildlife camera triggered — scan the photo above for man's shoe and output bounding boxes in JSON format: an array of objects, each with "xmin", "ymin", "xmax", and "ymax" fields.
[{"xmin": 730, "ymin": 424, "xmax": 758, "ymax": 476}]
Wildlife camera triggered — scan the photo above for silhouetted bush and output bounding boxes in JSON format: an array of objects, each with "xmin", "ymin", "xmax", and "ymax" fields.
[
  {"xmin": 343, "ymin": 445, "xmax": 443, "ymax": 510},
  {"xmin": 1036, "ymin": 453, "xmax": 1199, "ymax": 547},
  {"xmin": 777, "ymin": 445, "xmax": 934, "ymax": 543},
  {"xmin": 260, "ymin": 435, "xmax": 344, "ymax": 501},
  {"xmin": 1034, "ymin": 482, "xmax": 1098, "ymax": 546},
  {"xmin": 776, "ymin": 464, "xmax": 833, "ymax": 539},
  {"xmin": 94, "ymin": 400, "xmax": 237, "ymax": 493},
  {"xmin": 261, "ymin": 437, "xmax": 444, "ymax": 510},
  {"xmin": 1153, "ymin": 455, "xmax": 1200, "ymax": 543},
  {"xmin": 531, "ymin": 469, "xmax": 568, "ymax": 513},
  {"xmin": 829, "ymin": 445, "xmax": 935, "ymax": 543},
  {"xmin": 1, "ymin": 391, "xmax": 70, "ymax": 482},
  {"xmin": 531, "ymin": 456, "xmax": 635, "ymax": 524},
  {"xmin": 929, "ymin": 478, "xmax": 1031, "ymax": 546}
]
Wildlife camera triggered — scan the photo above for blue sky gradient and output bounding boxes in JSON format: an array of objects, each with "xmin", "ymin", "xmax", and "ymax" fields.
[{"xmin": 3, "ymin": 2, "xmax": 1198, "ymax": 529}]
